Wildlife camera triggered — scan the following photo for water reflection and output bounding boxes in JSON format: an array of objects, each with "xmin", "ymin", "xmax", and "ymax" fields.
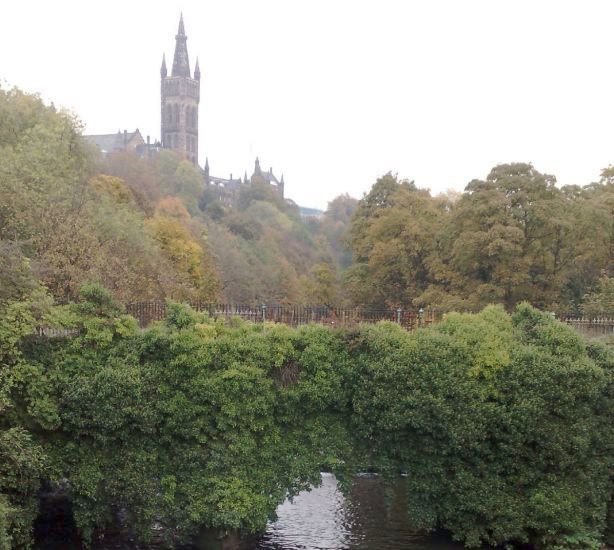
[
  {"xmin": 256, "ymin": 473, "xmax": 462, "ymax": 550},
  {"xmin": 35, "ymin": 474, "xmax": 462, "ymax": 549}
]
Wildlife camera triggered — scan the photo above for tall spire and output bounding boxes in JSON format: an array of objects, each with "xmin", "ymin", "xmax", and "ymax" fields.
[
  {"xmin": 160, "ymin": 54, "xmax": 167, "ymax": 78},
  {"xmin": 194, "ymin": 57, "xmax": 201, "ymax": 81},
  {"xmin": 172, "ymin": 13, "xmax": 191, "ymax": 77},
  {"xmin": 254, "ymin": 157, "xmax": 262, "ymax": 176}
]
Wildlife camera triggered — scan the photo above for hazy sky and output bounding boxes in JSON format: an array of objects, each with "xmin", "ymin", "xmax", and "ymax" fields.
[{"xmin": 2, "ymin": 0, "xmax": 614, "ymax": 209}]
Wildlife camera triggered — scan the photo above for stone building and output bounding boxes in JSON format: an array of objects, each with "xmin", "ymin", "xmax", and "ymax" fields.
[
  {"xmin": 84, "ymin": 14, "xmax": 287, "ymax": 204},
  {"xmin": 83, "ymin": 129, "xmax": 161, "ymax": 158},
  {"xmin": 205, "ymin": 157, "xmax": 285, "ymax": 204},
  {"xmin": 160, "ymin": 14, "xmax": 200, "ymax": 166},
  {"xmin": 250, "ymin": 157, "xmax": 284, "ymax": 197}
]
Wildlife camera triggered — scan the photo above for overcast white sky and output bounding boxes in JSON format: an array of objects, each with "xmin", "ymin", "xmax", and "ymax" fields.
[{"xmin": 2, "ymin": 0, "xmax": 614, "ymax": 209}]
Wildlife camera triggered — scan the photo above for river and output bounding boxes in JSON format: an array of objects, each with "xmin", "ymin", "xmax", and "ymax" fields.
[
  {"xmin": 255, "ymin": 474, "xmax": 462, "ymax": 550},
  {"xmin": 35, "ymin": 474, "xmax": 463, "ymax": 549}
]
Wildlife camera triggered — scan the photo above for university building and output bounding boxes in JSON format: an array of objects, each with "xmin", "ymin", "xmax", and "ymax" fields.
[{"xmin": 84, "ymin": 15, "xmax": 285, "ymax": 202}]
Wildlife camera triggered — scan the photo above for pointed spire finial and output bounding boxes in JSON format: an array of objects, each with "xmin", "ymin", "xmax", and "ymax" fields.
[
  {"xmin": 172, "ymin": 13, "xmax": 191, "ymax": 77},
  {"xmin": 280, "ymin": 173, "xmax": 285, "ymax": 184},
  {"xmin": 194, "ymin": 57, "xmax": 201, "ymax": 81},
  {"xmin": 254, "ymin": 157, "xmax": 262, "ymax": 176},
  {"xmin": 161, "ymin": 53, "xmax": 167, "ymax": 78}
]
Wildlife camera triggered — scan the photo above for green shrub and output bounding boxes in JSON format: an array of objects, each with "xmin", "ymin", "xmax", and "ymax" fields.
[{"xmin": 4, "ymin": 295, "xmax": 611, "ymax": 548}]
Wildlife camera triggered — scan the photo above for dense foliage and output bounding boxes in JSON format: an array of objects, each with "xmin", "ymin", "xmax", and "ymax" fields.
[
  {"xmin": 0, "ymin": 88, "xmax": 218, "ymax": 304},
  {"xmin": 1, "ymin": 284, "xmax": 612, "ymax": 548},
  {"xmin": 348, "ymin": 306, "xmax": 613, "ymax": 548},
  {"xmin": 2, "ymin": 86, "xmax": 612, "ymax": 312},
  {"xmin": 348, "ymin": 169, "xmax": 613, "ymax": 313},
  {"xmin": 2, "ymin": 85, "xmax": 613, "ymax": 549}
]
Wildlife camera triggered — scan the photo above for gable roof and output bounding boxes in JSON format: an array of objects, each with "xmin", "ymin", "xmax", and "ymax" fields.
[{"xmin": 83, "ymin": 130, "xmax": 143, "ymax": 153}]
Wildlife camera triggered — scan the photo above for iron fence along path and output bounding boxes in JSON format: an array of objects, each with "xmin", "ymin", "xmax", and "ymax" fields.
[
  {"xmin": 557, "ymin": 314, "xmax": 614, "ymax": 338},
  {"xmin": 125, "ymin": 302, "xmax": 437, "ymax": 330},
  {"xmin": 32, "ymin": 302, "xmax": 614, "ymax": 338}
]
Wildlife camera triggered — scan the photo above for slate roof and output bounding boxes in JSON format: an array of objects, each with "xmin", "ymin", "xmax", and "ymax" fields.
[
  {"xmin": 261, "ymin": 171, "xmax": 280, "ymax": 185},
  {"xmin": 83, "ymin": 130, "xmax": 142, "ymax": 153}
]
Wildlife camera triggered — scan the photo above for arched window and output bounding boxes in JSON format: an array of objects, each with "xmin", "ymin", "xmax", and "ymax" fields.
[
  {"xmin": 166, "ymin": 104, "xmax": 172, "ymax": 124},
  {"xmin": 173, "ymin": 104, "xmax": 179, "ymax": 125}
]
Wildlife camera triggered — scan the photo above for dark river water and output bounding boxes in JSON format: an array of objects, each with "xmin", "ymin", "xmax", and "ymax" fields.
[
  {"xmin": 255, "ymin": 474, "xmax": 462, "ymax": 550},
  {"xmin": 35, "ymin": 474, "xmax": 463, "ymax": 549}
]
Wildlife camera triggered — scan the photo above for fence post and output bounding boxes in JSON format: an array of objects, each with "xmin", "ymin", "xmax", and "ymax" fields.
[
  {"xmin": 261, "ymin": 304, "xmax": 267, "ymax": 323},
  {"xmin": 418, "ymin": 307, "xmax": 424, "ymax": 328},
  {"xmin": 396, "ymin": 307, "xmax": 402, "ymax": 325}
]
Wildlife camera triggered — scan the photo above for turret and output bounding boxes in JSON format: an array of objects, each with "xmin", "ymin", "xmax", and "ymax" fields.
[
  {"xmin": 194, "ymin": 57, "xmax": 201, "ymax": 81},
  {"xmin": 160, "ymin": 54, "xmax": 167, "ymax": 78}
]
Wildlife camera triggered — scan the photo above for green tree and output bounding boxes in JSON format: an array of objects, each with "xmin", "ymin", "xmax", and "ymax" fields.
[
  {"xmin": 582, "ymin": 276, "xmax": 614, "ymax": 315},
  {"xmin": 299, "ymin": 263, "xmax": 339, "ymax": 306},
  {"xmin": 448, "ymin": 164, "xmax": 564, "ymax": 309},
  {"xmin": 347, "ymin": 173, "xmax": 446, "ymax": 308}
]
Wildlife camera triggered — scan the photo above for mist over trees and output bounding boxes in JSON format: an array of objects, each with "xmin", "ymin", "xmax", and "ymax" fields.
[
  {"xmin": 1, "ymin": 86, "xmax": 612, "ymax": 314},
  {"xmin": 1, "ymin": 86, "xmax": 613, "ymax": 549}
]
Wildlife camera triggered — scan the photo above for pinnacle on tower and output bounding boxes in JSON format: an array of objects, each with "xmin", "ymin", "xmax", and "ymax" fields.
[
  {"xmin": 172, "ymin": 13, "xmax": 191, "ymax": 77},
  {"xmin": 244, "ymin": 171, "xmax": 249, "ymax": 184},
  {"xmin": 160, "ymin": 54, "xmax": 167, "ymax": 78},
  {"xmin": 254, "ymin": 157, "xmax": 262, "ymax": 176},
  {"xmin": 204, "ymin": 157, "xmax": 210, "ymax": 175},
  {"xmin": 194, "ymin": 57, "xmax": 201, "ymax": 81}
]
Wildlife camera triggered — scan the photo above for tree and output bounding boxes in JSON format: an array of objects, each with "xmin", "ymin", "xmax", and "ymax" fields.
[
  {"xmin": 426, "ymin": 163, "xmax": 579, "ymax": 311},
  {"xmin": 346, "ymin": 173, "xmax": 444, "ymax": 308},
  {"xmin": 299, "ymin": 263, "xmax": 339, "ymax": 306},
  {"xmin": 582, "ymin": 276, "xmax": 614, "ymax": 315},
  {"xmin": 146, "ymin": 214, "xmax": 218, "ymax": 301}
]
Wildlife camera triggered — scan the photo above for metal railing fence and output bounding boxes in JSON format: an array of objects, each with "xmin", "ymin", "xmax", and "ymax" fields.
[{"xmin": 125, "ymin": 302, "xmax": 438, "ymax": 330}]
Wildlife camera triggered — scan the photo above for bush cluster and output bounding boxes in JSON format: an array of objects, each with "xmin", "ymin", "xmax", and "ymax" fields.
[{"xmin": 1, "ymin": 287, "xmax": 612, "ymax": 548}]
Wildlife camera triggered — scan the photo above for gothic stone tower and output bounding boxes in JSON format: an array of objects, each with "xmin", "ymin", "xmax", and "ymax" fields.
[{"xmin": 161, "ymin": 15, "xmax": 200, "ymax": 165}]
